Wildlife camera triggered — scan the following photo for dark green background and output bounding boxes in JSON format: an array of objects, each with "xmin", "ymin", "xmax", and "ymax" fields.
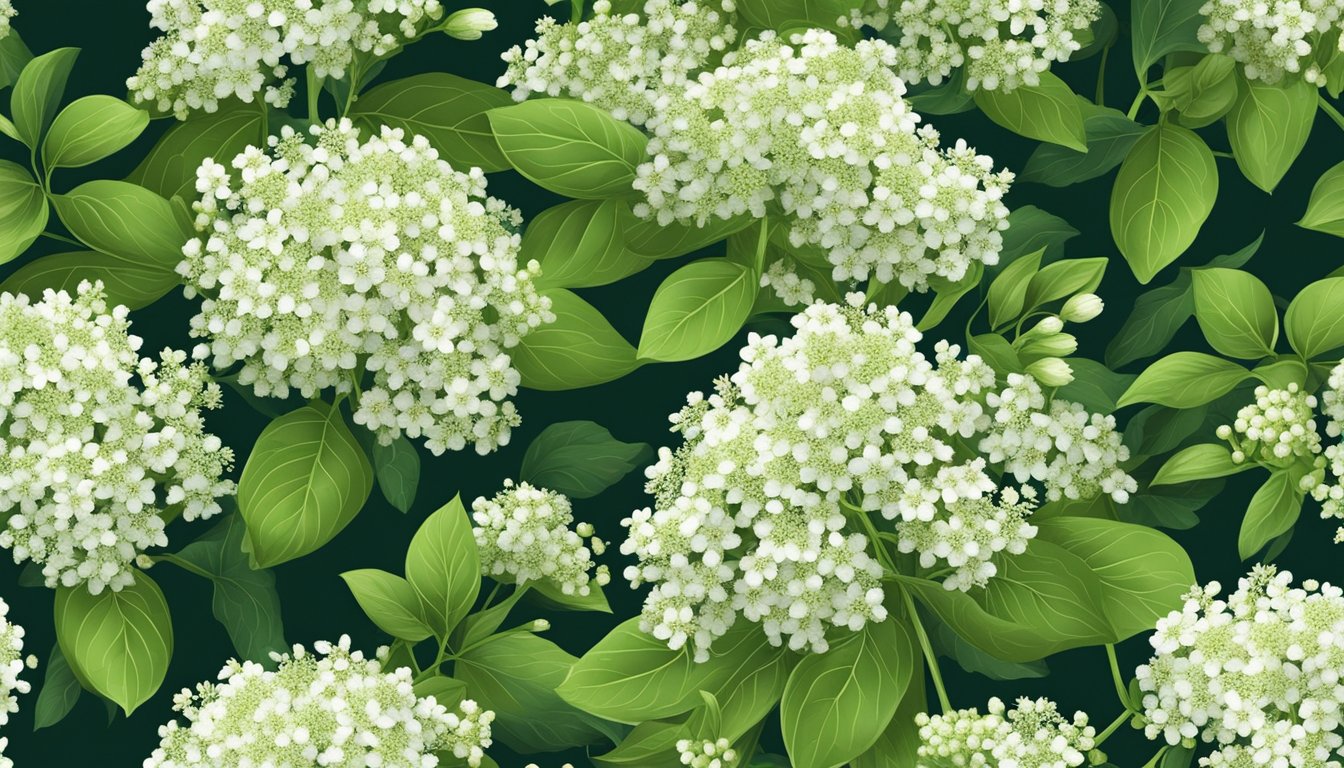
[{"xmin": 1, "ymin": 1, "xmax": 1341, "ymax": 765}]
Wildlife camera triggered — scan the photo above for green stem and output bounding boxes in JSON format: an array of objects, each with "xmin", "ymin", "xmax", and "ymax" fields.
[
  {"xmin": 306, "ymin": 67, "xmax": 321, "ymax": 124},
  {"xmin": 571, "ymin": 0, "xmax": 584, "ymax": 21},
  {"xmin": 41, "ymin": 230, "xmax": 82, "ymax": 248},
  {"xmin": 1093, "ymin": 708, "xmax": 1131, "ymax": 747},
  {"xmin": 1212, "ymin": 150, "xmax": 1235, "ymax": 159},
  {"xmin": 1105, "ymin": 644, "xmax": 1130, "ymax": 710},
  {"xmin": 1095, "ymin": 46, "xmax": 1111, "ymax": 106},
  {"xmin": 754, "ymin": 216, "xmax": 769, "ymax": 275},
  {"xmin": 414, "ymin": 632, "xmax": 452, "ymax": 684},
  {"xmin": 902, "ymin": 587, "xmax": 952, "ymax": 713},
  {"xmin": 151, "ymin": 553, "xmax": 214, "ymax": 581},
  {"xmin": 1127, "ymin": 88, "xmax": 1149, "ymax": 121},
  {"xmin": 1320, "ymin": 95, "xmax": 1344, "ymax": 133},
  {"xmin": 1140, "ymin": 746, "xmax": 1170, "ymax": 768}
]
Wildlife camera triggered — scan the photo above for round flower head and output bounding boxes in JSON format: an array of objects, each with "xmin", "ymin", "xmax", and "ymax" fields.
[
  {"xmin": 1217, "ymin": 383, "xmax": 1321, "ymax": 465},
  {"xmin": 129, "ymin": 0, "xmax": 446, "ymax": 119},
  {"xmin": 471, "ymin": 480, "xmax": 610, "ymax": 596},
  {"xmin": 676, "ymin": 737, "xmax": 739, "ymax": 768},
  {"xmin": 145, "ymin": 635, "xmax": 494, "ymax": 768},
  {"xmin": 1199, "ymin": 0, "xmax": 1344, "ymax": 86},
  {"xmin": 916, "ymin": 697, "xmax": 1097, "ymax": 768},
  {"xmin": 0, "ymin": 1, "xmax": 15, "ymax": 41},
  {"xmin": 179, "ymin": 119, "xmax": 552, "ymax": 456},
  {"xmin": 1135, "ymin": 566, "xmax": 1344, "ymax": 767},
  {"xmin": 0, "ymin": 283, "xmax": 234, "ymax": 594},
  {"xmin": 620, "ymin": 296, "xmax": 1135, "ymax": 658}
]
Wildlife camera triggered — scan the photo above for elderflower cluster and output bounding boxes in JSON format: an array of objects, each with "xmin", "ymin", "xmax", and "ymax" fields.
[
  {"xmin": 0, "ymin": 284, "xmax": 234, "ymax": 594},
  {"xmin": 471, "ymin": 481, "xmax": 610, "ymax": 596},
  {"xmin": 499, "ymin": 0, "xmax": 738, "ymax": 126},
  {"xmin": 1216, "ymin": 384, "xmax": 1321, "ymax": 465},
  {"xmin": 0, "ymin": 1, "xmax": 14, "ymax": 41},
  {"xmin": 129, "ymin": 0, "xmax": 446, "ymax": 118},
  {"xmin": 1136, "ymin": 567, "xmax": 1344, "ymax": 767},
  {"xmin": 0, "ymin": 599, "xmax": 34, "ymax": 768},
  {"xmin": 1199, "ymin": 0, "xmax": 1344, "ymax": 86},
  {"xmin": 634, "ymin": 30, "xmax": 1014, "ymax": 290},
  {"xmin": 180, "ymin": 119, "xmax": 552, "ymax": 456},
  {"xmin": 1310, "ymin": 361, "xmax": 1344, "ymax": 541},
  {"xmin": 916, "ymin": 697, "xmax": 1097, "ymax": 768},
  {"xmin": 760, "ymin": 259, "xmax": 817, "ymax": 308},
  {"xmin": 621, "ymin": 297, "xmax": 1134, "ymax": 658},
  {"xmin": 676, "ymin": 737, "xmax": 739, "ymax": 768},
  {"xmin": 146, "ymin": 636, "xmax": 494, "ymax": 768}
]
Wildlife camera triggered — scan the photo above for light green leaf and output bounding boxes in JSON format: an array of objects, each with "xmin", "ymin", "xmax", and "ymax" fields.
[
  {"xmin": 1117, "ymin": 352, "xmax": 1249, "ymax": 408},
  {"xmin": 0, "ymin": 249, "xmax": 178, "ymax": 310},
  {"xmin": 54, "ymin": 570, "xmax": 171, "ymax": 716},
  {"xmin": 1110, "ymin": 123, "xmax": 1218, "ymax": 283},
  {"xmin": 128, "ymin": 107, "xmax": 263, "ymax": 200},
  {"xmin": 1023, "ymin": 257, "xmax": 1108, "ymax": 311},
  {"xmin": 1285, "ymin": 277, "xmax": 1344, "ymax": 359},
  {"xmin": 237, "ymin": 402, "xmax": 374, "ymax": 567},
  {"xmin": 372, "ymin": 435, "xmax": 419, "ymax": 514},
  {"xmin": 514, "ymin": 288, "xmax": 641, "ymax": 390},
  {"xmin": 488, "ymin": 99, "xmax": 648, "ymax": 199},
  {"xmin": 780, "ymin": 620, "xmax": 914, "ymax": 768},
  {"xmin": 849, "ymin": 659, "xmax": 924, "ymax": 768},
  {"xmin": 341, "ymin": 569, "xmax": 433, "ymax": 642},
  {"xmin": 526, "ymin": 199, "xmax": 649, "ymax": 289},
  {"xmin": 42, "ymin": 96, "xmax": 148, "ymax": 170},
  {"xmin": 53, "ymin": 180, "xmax": 189, "ymax": 267},
  {"xmin": 735, "ymin": 0, "xmax": 853, "ymax": 32},
  {"xmin": 1056, "ymin": 358, "xmax": 1135, "ymax": 413},
  {"xmin": 1226, "ymin": 75, "xmax": 1317, "ymax": 193},
  {"xmin": 520, "ymin": 420, "xmax": 651, "ymax": 499},
  {"xmin": 625, "ymin": 213, "xmax": 754, "ymax": 261},
  {"xmin": 638, "ymin": 259, "xmax": 756, "ymax": 362},
  {"xmin": 352, "ymin": 73, "xmax": 513, "ymax": 172},
  {"xmin": 1239, "ymin": 467, "xmax": 1307, "ymax": 560},
  {"xmin": 404, "ymin": 495, "xmax": 480, "ymax": 638},
  {"xmin": 1021, "ymin": 107, "xmax": 1146, "ymax": 187},
  {"xmin": 1153, "ymin": 444, "xmax": 1252, "ymax": 486},
  {"xmin": 413, "ymin": 675, "xmax": 468, "ymax": 708},
  {"xmin": 593, "ymin": 721, "xmax": 689, "ymax": 768},
  {"xmin": 1300, "ymin": 160, "xmax": 1344, "ymax": 238},
  {"xmin": 0, "ymin": 159, "xmax": 48, "ymax": 265},
  {"xmin": 33, "ymin": 644, "xmax": 81, "ymax": 731},
  {"xmin": 1131, "ymin": 0, "xmax": 1207, "ymax": 77},
  {"xmin": 987, "ymin": 247, "xmax": 1043, "ymax": 329},
  {"xmin": 11, "ymin": 47, "xmax": 78, "ymax": 148},
  {"xmin": 1191, "ymin": 268, "xmax": 1277, "ymax": 359},
  {"xmin": 974, "ymin": 72, "xmax": 1087, "ymax": 151},
  {"xmin": 529, "ymin": 577, "xmax": 613, "ymax": 614}
]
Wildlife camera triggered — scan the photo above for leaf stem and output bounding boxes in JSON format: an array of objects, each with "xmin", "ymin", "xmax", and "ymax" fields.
[
  {"xmin": 41, "ymin": 230, "xmax": 82, "ymax": 248},
  {"xmin": 1095, "ymin": 46, "xmax": 1111, "ymax": 106},
  {"xmin": 1320, "ymin": 95, "xmax": 1344, "ymax": 134},
  {"xmin": 306, "ymin": 67, "xmax": 321, "ymax": 125},
  {"xmin": 571, "ymin": 0, "xmax": 584, "ymax": 22},
  {"xmin": 1093, "ymin": 708, "xmax": 1131, "ymax": 747},
  {"xmin": 150, "ymin": 553, "xmax": 214, "ymax": 581},
  {"xmin": 1141, "ymin": 746, "xmax": 1170, "ymax": 768},
  {"xmin": 901, "ymin": 587, "xmax": 953, "ymax": 713},
  {"xmin": 1127, "ymin": 88, "xmax": 1149, "ymax": 121},
  {"xmin": 1105, "ymin": 643, "xmax": 1130, "ymax": 710}
]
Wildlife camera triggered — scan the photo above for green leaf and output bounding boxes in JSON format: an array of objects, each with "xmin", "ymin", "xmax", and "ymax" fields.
[
  {"xmin": 625, "ymin": 213, "xmax": 754, "ymax": 261},
  {"xmin": 735, "ymin": 0, "xmax": 852, "ymax": 32},
  {"xmin": 42, "ymin": 96, "xmax": 148, "ymax": 170},
  {"xmin": 637, "ymin": 259, "xmax": 757, "ymax": 362},
  {"xmin": 1131, "ymin": 0, "xmax": 1206, "ymax": 77},
  {"xmin": 974, "ymin": 72, "xmax": 1087, "ymax": 151},
  {"xmin": 11, "ymin": 47, "xmax": 78, "ymax": 148},
  {"xmin": 1239, "ymin": 467, "xmax": 1307, "ymax": 560},
  {"xmin": 1152, "ymin": 443, "xmax": 1251, "ymax": 486},
  {"xmin": 53, "ymin": 180, "xmax": 189, "ymax": 267},
  {"xmin": 0, "ymin": 31, "xmax": 32, "ymax": 93},
  {"xmin": 0, "ymin": 159, "xmax": 48, "ymax": 265},
  {"xmin": 236, "ymin": 401, "xmax": 374, "ymax": 567},
  {"xmin": 54, "ymin": 570, "xmax": 171, "ymax": 716},
  {"xmin": 352, "ymin": 73, "xmax": 513, "ymax": 172},
  {"xmin": 1301, "ymin": 160, "xmax": 1344, "ymax": 238},
  {"xmin": 0, "ymin": 249, "xmax": 178, "ymax": 310},
  {"xmin": 594, "ymin": 721, "xmax": 689, "ymax": 768},
  {"xmin": 1023, "ymin": 257, "xmax": 1108, "ymax": 311},
  {"xmin": 780, "ymin": 620, "xmax": 913, "ymax": 768},
  {"xmin": 987, "ymin": 247, "xmax": 1043, "ymax": 329},
  {"xmin": 488, "ymin": 99, "xmax": 648, "ymax": 198},
  {"xmin": 341, "ymin": 569, "xmax": 433, "ymax": 642},
  {"xmin": 413, "ymin": 675, "xmax": 468, "ymax": 708},
  {"xmin": 1190, "ymin": 268, "xmax": 1277, "ymax": 359},
  {"xmin": 127, "ymin": 107, "xmax": 263, "ymax": 200},
  {"xmin": 405, "ymin": 495, "xmax": 480, "ymax": 638},
  {"xmin": 1110, "ymin": 123, "xmax": 1218, "ymax": 283},
  {"xmin": 457, "ymin": 633, "xmax": 609, "ymax": 752},
  {"xmin": 1106, "ymin": 271, "xmax": 1193, "ymax": 368},
  {"xmin": 968, "ymin": 333, "xmax": 1022, "ymax": 375},
  {"xmin": 520, "ymin": 420, "xmax": 651, "ymax": 499},
  {"xmin": 849, "ymin": 659, "xmax": 924, "ymax": 768},
  {"xmin": 1286, "ymin": 277, "xmax": 1344, "ymax": 359},
  {"xmin": 32, "ymin": 644, "xmax": 81, "ymax": 731},
  {"xmin": 931, "ymin": 621, "xmax": 1048, "ymax": 681},
  {"xmin": 1021, "ymin": 107, "xmax": 1146, "ymax": 187},
  {"xmin": 1161, "ymin": 55, "xmax": 1239, "ymax": 127},
  {"xmin": 527, "ymin": 199, "xmax": 648, "ymax": 289},
  {"xmin": 1056, "ymin": 358, "xmax": 1135, "ymax": 413},
  {"xmin": 514, "ymin": 288, "xmax": 640, "ymax": 390},
  {"xmin": 1117, "ymin": 352, "xmax": 1249, "ymax": 408},
  {"xmin": 1035, "ymin": 517, "xmax": 1195, "ymax": 641},
  {"xmin": 372, "ymin": 435, "xmax": 419, "ymax": 513},
  {"xmin": 172, "ymin": 513, "xmax": 287, "ymax": 664},
  {"xmin": 1226, "ymin": 76, "xmax": 1317, "ymax": 194},
  {"xmin": 529, "ymin": 577, "xmax": 613, "ymax": 614},
  {"xmin": 995, "ymin": 205, "xmax": 1079, "ymax": 271}
]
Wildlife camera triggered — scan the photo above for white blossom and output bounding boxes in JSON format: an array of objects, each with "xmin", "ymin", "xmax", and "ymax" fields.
[
  {"xmin": 0, "ymin": 283, "xmax": 234, "ymax": 594},
  {"xmin": 676, "ymin": 737, "xmax": 740, "ymax": 768},
  {"xmin": 0, "ymin": 1, "xmax": 15, "ymax": 41},
  {"xmin": 1311, "ymin": 361, "xmax": 1344, "ymax": 541},
  {"xmin": 1135, "ymin": 566, "xmax": 1344, "ymax": 767},
  {"xmin": 128, "ymin": 0, "xmax": 446, "ymax": 119},
  {"xmin": 1216, "ymin": 383, "xmax": 1321, "ymax": 465},
  {"xmin": 760, "ymin": 259, "xmax": 817, "ymax": 308},
  {"xmin": 620, "ymin": 296, "xmax": 1135, "ymax": 658},
  {"xmin": 179, "ymin": 119, "xmax": 552, "ymax": 456},
  {"xmin": 145, "ymin": 635, "xmax": 494, "ymax": 768},
  {"xmin": 916, "ymin": 697, "xmax": 1097, "ymax": 768},
  {"xmin": 1199, "ymin": 0, "xmax": 1344, "ymax": 86},
  {"xmin": 0, "ymin": 598, "xmax": 34, "ymax": 768},
  {"xmin": 471, "ymin": 480, "xmax": 609, "ymax": 596}
]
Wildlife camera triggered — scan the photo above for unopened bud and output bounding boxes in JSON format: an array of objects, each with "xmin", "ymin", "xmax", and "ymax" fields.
[
  {"xmin": 1061, "ymin": 293, "xmax": 1104, "ymax": 323},
  {"xmin": 1025, "ymin": 357, "xmax": 1073, "ymax": 387},
  {"xmin": 532, "ymin": 619, "xmax": 551, "ymax": 632},
  {"xmin": 442, "ymin": 8, "xmax": 498, "ymax": 40},
  {"xmin": 1019, "ymin": 332, "xmax": 1078, "ymax": 358},
  {"xmin": 135, "ymin": 554, "xmax": 155, "ymax": 569},
  {"xmin": 1031, "ymin": 315, "xmax": 1065, "ymax": 335}
]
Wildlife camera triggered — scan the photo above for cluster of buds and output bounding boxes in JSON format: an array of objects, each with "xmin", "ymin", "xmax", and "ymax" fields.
[{"xmin": 1011, "ymin": 293, "xmax": 1104, "ymax": 387}]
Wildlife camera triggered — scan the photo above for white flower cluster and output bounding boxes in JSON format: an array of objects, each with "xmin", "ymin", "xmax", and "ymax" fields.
[
  {"xmin": 0, "ymin": 598, "xmax": 34, "ymax": 768},
  {"xmin": 1215, "ymin": 383, "xmax": 1321, "ymax": 465},
  {"xmin": 0, "ymin": 284, "xmax": 234, "ymax": 594},
  {"xmin": 635, "ymin": 30, "xmax": 1014, "ymax": 290},
  {"xmin": 1311, "ymin": 361, "xmax": 1344, "ymax": 542},
  {"xmin": 1136, "ymin": 566, "xmax": 1344, "ymax": 767},
  {"xmin": 1199, "ymin": 0, "xmax": 1344, "ymax": 86},
  {"xmin": 916, "ymin": 697, "xmax": 1097, "ymax": 768},
  {"xmin": 129, "ymin": 0, "xmax": 446, "ymax": 118},
  {"xmin": 676, "ymin": 737, "xmax": 739, "ymax": 768},
  {"xmin": 471, "ymin": 480, "xmax": 610, "ymax": 596},
  {"xmin": 871, "ymin": 0, "xmax": 1103, "ymax": 92},
  {"xmin": 499, "ymin": 0, "xmax": 738, "ymax": 126},
  {"xmin": 620, "ymin": 297, "xmax": 1134, "ymax": 658},
  {"xmin": 146, "ymin": 635, "xmax": 494, "ymax": 768},
  {"xmin": 180, "ymin": 119, "xmax": 552, "ymax": 456},
  {"xmin": 0, "ymin": 0, "xmax": 15, "ymax": 41},
  {"xmin": 760, "ymin": 259, "xmax": 817, "ymax": 308}
]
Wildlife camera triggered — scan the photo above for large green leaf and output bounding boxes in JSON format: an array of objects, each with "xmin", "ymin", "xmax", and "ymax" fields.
[
  {"xmin": 974, "ymin": 73, "xmax": 1087, "ymax": 151},
  {"xmin": 353, "ymin": 73, "xmax": 513, "ymax": 172},
  {"xmin": 520, "ymin": 420, "xmax": 650, "ymax": 499},
  {"xmin": 513, "ymin": 288, "xmax": 641, "ymax": 390},
  {"xmin": 0, "ymin": 249, "xmax": 178, "ymax": 309},
  {"xmin": 488, "ymin": 99, "xmax": 648, "ymax": 198},
  {"xmin": 637, "ymin": 259, "xmax": 757, "ymax": 362},
  {"xmin": 1021, "ymin": 107, "xmax": 1146, "ymax": 187},
  {"xmin": 0, "ymin": 159, "xmax": 48, "ymax": 265},
  {"xmin": 10, "ymin": 47, "xmax": 78, "ymax": 148},
  {"xmin": 341, "ymin": 569, "xmax": 433, "ymax": 642},
  {"xmin": 526, "ymin": 199, "xmax": 648, "ymax": 289},
  {"xmin": 236, "ymin": 402, "xmax": 374, "ymax": 567},
  {"xmin": 1117, "ymin": 352, "xmax": 1249, "ymax": 408},
  {"xmin": 1285, "ymin": 277, "xmax": 1344, "ymax": 359},
  {"xmin": 404, "ymin": 495, "xmax": 480, "ymax": 638},
  {"xmin": 1191, "ymin": 268, "xmax": 1278, "ymax": 359},
  {"xmin": 1226, "ymin": 76, "xmax": 1317, "ymax": 193},
  {"xmin": 1239, "ymin": 468, "xmax": 1307, "ymax": 560},
  {"xmin": 52, "ymin": 180, "xmax": 189, "ymax": 267},
  {"xmin": 128, "ymin": 107, "xmax": 263, "ymax": 200},
  {"xmin": 1131, "ymin": 0, "xmax": 1207, "ymax": 78},
  {"xmin": 1300, "ymin": 160, "xmax": 1344, "ymax": 238},
  {"xmin": 42, "ymin": 95, "xmax": 148, "ymax": 170}
]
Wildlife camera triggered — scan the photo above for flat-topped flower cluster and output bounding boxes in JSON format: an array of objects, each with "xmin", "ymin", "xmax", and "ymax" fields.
[
  {"xmin": 1311, "ymin": 361, "xmax": 1344, "ymax": 541},
  {"xmin": 471, "ymin": 480, "xmax": 609, "ymax": 597},
  {"xmin": 916, "ymin": 696, "xmax": 1097, "ymax": 768},
  {"xmin": 146, "ymin": 635, "xmax": 494, "ymax": 768},
  {"xmin": 501, "ymin": 2, "xmax": 1014, "ymax": 293},
  {"xmin": 0, "ymin": 284, "xmax": 234, "ymax": 594},
  {"xmin": 1198, "ymin": 0, "xmax": 1344, "ymax": 86},
  {"xmin": 129, "ymin": 0, "xmax": 446, "ymax": 118},
  {"xmin": 1136, "ymin": 566, "xmax": 1344, "ymax": 767},
  {"xmin": 620, "ymin": 297, "xmax": 1134, "ymax": 658},
  {"xmin": 0, "ymin": 598, "xmax": 33, "ymax": 768},
  {"xmin": 0, "ymin": 0, "xmax": 14, "ymax": 41},
  {"xmin": 180, "ymin": 119, "xmax": 552, "ymax": 455},
  {"xmin": 1216, "ymin": 383, "xmax": 1321, "ymax": 466}
]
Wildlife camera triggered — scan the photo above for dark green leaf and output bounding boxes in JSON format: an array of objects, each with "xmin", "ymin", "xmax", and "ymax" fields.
[
  {"xmin": 32, "ymin": 644, "xmax": 81, "ymax": 731},
  {"xmin": 1021, "ymin": 107, "xmax": 1146, "ymax": 187},
  {"xmin": 353, "ymin": 73, "xmax": 513, "ymax": 172},
  {"xmin": 128, "ymin": 107, "xmax": 263, "ymax": 200},
  {"xmin": 514, "ymin": 288, "xmax": 641, "ymax": 390},
  {"xmin": 372, "ymin": 435, "xmax": 419, "ymax": 514},
  {"xmin": 520, "ymin": 420, "xmax": 651, "ymax": 499}
]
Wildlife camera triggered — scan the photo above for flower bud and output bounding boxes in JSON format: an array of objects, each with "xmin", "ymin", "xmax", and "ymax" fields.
[
  {"xmin": 135, "ymin": 553, "xmax": 155, "ymax": 569},
  {"xmin": 1018, "ymin": 332, "xmax": 1078, "ymax": 358},
  {"xmin": 1025, "ymin": 357, "xmax": 1073, "ymax": 387},
  {"xmin": 1061, "ymin": 293, "xmax": 1104, "ymax": 323},
  {"xmin": 531, "ymin": 619, "xmax": 551, "ymax": 632},
  {"xmin": 1029, "ymin": 315, "xmax": 1065, "ymax": 336},
  {"xmin": 442, "ymin": 8, "xmax": 498, "ymax": 40}
]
